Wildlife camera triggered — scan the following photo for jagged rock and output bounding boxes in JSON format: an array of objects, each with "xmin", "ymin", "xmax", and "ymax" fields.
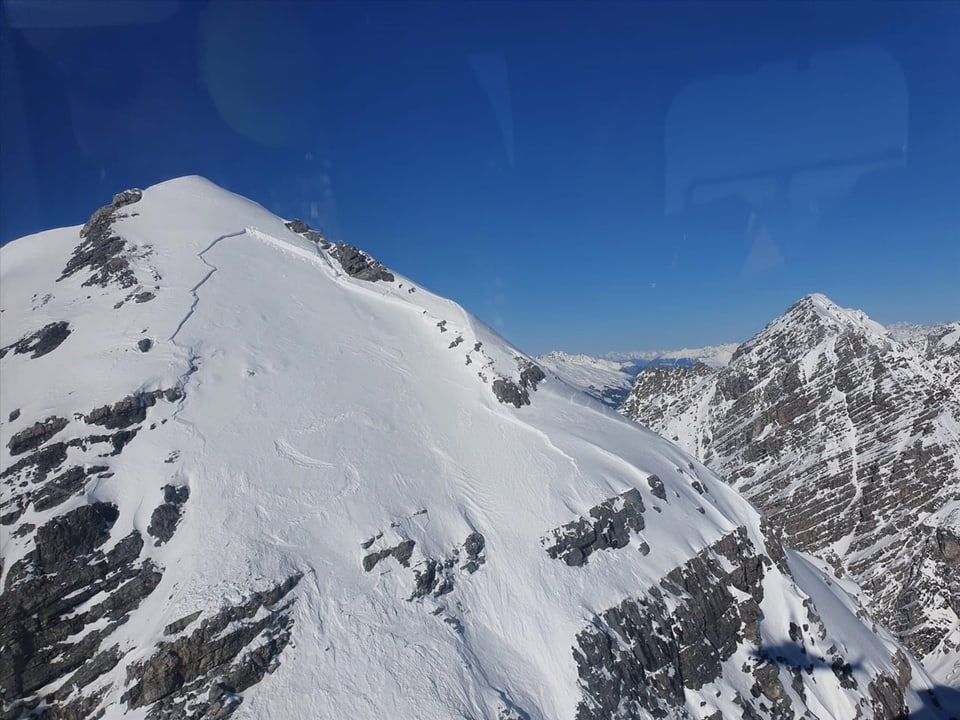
[
  {"xmin": 164, "ymin": 611, "xmax": 202, "ymax": 636},
  {"xmin": 84, "ymin": 388, "xmax": 182, "ymax": 429},
  {"xmin": 305, "ymin": 230, "xmax": 331, "ymax": 248},
  {"xmin": 363, "ymin": 539, "xmax": 416, "ymax": 571},
  {"xmin": 831, "ymin": 657, "xmax": 857, "ymax": 689},
  {"xmin": 284, "ymin": 219, "xmax": 310, "ymax": 234},
  {"xmin": 148, "ymin": 484, "xmax": 190, "ymax": 545},
  {"xmin": 935, "ymin": 528, "xmax": 960, "ymax": 565},
  {"xmin": 1, "ymin": 441, "xmax": 68, "ymax": 484},
  {"xmin": 284, "ymin": 220, "xmax": 331, "ymax": 248},
  {"xmin": 33, "ymin": 502, "xmax": 118, "ymax": 569},
  {"xmin": 32, "ymin": 465, "xmax": 107, "ymax": 512},
  {"xmin": 620, "ymin": 294, "xmax": 960, "ymax": 665},
  {"xmin": 573, "ymin": 529, "xmax": 768, "ymax": 718},
  {"xmin": 330, "ymin": 242, "xmax": 394, "ymax": 282},
  {"xmin": 164, "ymin": 484, "xmax": 190, "ymax": 505},
  {"xmin": 6, "ymin": 416, "xmax": 69, "ymax": 455},
  {"xmin": 518, "ymin": 359, "xmax": 546, "ymax": 391},
  {"xmin": 0, "ymin": 498, "xmax": 159, "ymax": 705},
  {"xmin": 148, "ymin": 505, "xmax": 183, "ymax": 545},
  {"xmin": 492, "ymin": 378, "xmax": 530, "ymax": 408},
  {"xmin": 491, "ymin": 360, "xmax": 546, "ymax": 408},
  {"xmin": 409, "ymin": 551, "xmax": 463, "ymax": 600},
  {"xmin": 646, "ymin": 474, "xmax": 666, "ymax": 501},
  {"xmin": 0, "ymin": 321, "xmax": 72, "ymax": 359},
  {"xmin": 464, "ymin": 531, "xmax": 485, "ymax": 558},
  {"xmin": 123, "ymin": 574, "xmax": 302, "ymax": 718},
  {"xmin": 410, "ymin": 559, "xmax": 440, "ymax": 599},
  {"xmin": 112, "ymin": 188, "xmax": 144, "ymax": 208},
  {"xmin": 543, "ymin": 489, "xmax": 645, "ymax": 566},
  {"xmin": 462, "ymin": 531, "xmax": 486, "ymax": 573},
  {"xmin": 60, "ymin": 189, "xmax": 142, "ymax": 288},
  {"xmin": 138, "ymin": 338, "xmax": 153, "ymax": 352}
]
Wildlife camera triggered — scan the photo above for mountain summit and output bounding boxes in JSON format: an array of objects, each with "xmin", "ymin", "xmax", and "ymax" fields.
[
  {"xmin": 0, "ymin": 178, "xmax": 951, "ymax": 718},
  {"xmin": 622, "ymin": 293, "xmax": 960, "ymax": 689}
]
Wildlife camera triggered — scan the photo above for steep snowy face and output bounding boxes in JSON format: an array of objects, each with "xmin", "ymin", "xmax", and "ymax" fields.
[
  {"xmin": 536, "ymin": 352, "xmax": 640, "ymax": 408},
  {"xmin": 621, "ymin": 294, "xmax": 960, "ymax": 685},
  {"xmin": 0, "ymin": 180, "xmax": 950, "ymax": 720}
]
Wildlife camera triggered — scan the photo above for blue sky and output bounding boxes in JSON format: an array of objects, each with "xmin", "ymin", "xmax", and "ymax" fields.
[{"xmin": 2, "ymin": 0, "xmax": 957, "ymax": 355}]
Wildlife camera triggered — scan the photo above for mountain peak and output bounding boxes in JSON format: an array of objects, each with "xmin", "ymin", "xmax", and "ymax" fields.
[
  {"xmin": 0, "ymin": 184, "xmax": 949, "ymax": 718},
  {"xmin": 787, "ymin": 293, "xmax": 883, "ymax": 334},
  {"xmin": 731, "ymin": 294, "xmax": 890, "ymax": 366}
]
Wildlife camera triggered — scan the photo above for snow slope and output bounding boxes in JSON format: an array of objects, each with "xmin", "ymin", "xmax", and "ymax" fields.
[{"xmin": 0, "ymin": 178, "xmax": 953, "ymax": 719}]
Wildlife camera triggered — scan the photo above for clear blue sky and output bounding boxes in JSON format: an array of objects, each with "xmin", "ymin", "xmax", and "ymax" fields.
[{"xmin": 2, "ymin": 1, "xmax": 957, "ymax": 355}]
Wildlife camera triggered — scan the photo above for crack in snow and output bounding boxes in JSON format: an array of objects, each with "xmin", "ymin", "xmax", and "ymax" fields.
[
  {"xmin": 168, "ymin": 230, "xmax": 247, "ymax": 342},
  {"xmin": 167, "ymin": 229, "xmax": 246, "ymax": 433}
]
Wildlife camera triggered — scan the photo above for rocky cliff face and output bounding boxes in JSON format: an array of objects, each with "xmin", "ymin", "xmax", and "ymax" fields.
[{"xmin": 621, "ymin": 294, "xmax": 960, "ymax": 684}]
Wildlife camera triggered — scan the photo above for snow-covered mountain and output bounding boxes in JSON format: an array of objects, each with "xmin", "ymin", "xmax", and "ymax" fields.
[
  {"xmin": 889, "ymin": 322, "xmax": 960, "ymax": 388},
  {"xmin": 605, "ymin": 344, "xmax": 740, "ymax": 368},
  {"xmin": 621, "ymin": 294, "xmax": 960, "ymax": 690},
  {"xmin": 0, "ymin": 180, "xmax": 953, "ymax": 719}
]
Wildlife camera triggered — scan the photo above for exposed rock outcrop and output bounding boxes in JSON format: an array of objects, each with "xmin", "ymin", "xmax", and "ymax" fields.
[
  {"xmin": 542, "ymin": 489, "xmax": 645, "ymax": 566},
  {"xmin": 572, "ymin": 527, "xmax": 911, "ymax": 720},
  {"xmin": 122, "ymin": 574, "xmax": 302, "ymax": 719},
  {"xmin": 147, "ymin": 484, "xmax": 190, "ymax": 545},
  {"xmin": 0, "ymin": 504, "xmax": 161, "ymax": 710},
  {"xmin": 5, "ymin": 416, "xmax": 69, "ymax": 455},
  {"xmin": 492, "ymin": 359, "xmax": 547, "ymax": 408},
  {"xmin": 330, "ymin": 242, "xmax": 394, "ymax": 282},
  {"xmin": 60, "ymin": 189, "xmax": 143, "ymax": 289},
  {"xmin": 0, "ymin": 321, "xmax": 72, "ymax": 360},
  {"xmin": 85, "ymin": 388, "xmax": 183, "ymax": 429}
]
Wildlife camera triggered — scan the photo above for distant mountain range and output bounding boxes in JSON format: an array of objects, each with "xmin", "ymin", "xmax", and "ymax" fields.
[
  {"xmin": 604, "ymin": 343, "xmax": 741, "ymax": 367},
  {"xmin": 537, "ymin": 344, "xmax": 739, "ymax": 409}
]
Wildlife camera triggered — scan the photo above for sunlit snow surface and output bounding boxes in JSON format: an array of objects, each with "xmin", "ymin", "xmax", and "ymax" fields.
[{"xmin": 0, "ymin": 177, "xmax": 949, "ymax": 718}]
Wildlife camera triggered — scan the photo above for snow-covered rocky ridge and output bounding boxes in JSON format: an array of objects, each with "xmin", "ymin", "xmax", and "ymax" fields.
[
  {"xmin": 621, "ymin": 294, "xmax": 960, "ymax": 690},
  {"xmin": 0, "ymin": 179, "xmax": 952, "ymax": 719}
]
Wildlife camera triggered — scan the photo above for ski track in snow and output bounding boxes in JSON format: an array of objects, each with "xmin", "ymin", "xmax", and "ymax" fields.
[{"xmin": 274, "ymin": 438, "xmax": 337, "ymax": 470}]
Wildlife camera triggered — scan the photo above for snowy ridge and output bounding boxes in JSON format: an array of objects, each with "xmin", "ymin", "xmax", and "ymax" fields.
[
  {"xmin": 0, "ymin": 178, "xmax": 954, "ymax": 719},
  {"xmin": 604, "ymin": 343, "xmax": 739, "ymax": 368}
]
